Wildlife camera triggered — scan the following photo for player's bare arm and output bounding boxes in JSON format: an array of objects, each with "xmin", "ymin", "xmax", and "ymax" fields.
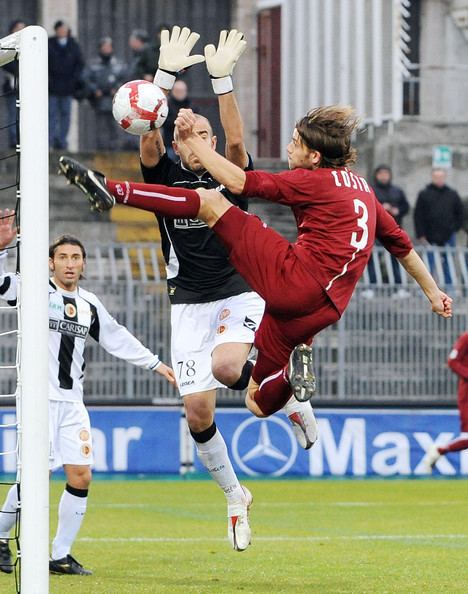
[
  {"xmin": 398, "ymin": 248, "xmax": 453, "ymax": 318},
  {"xmin": 142, "ymin": 25, "xmax": 204, "ymax": 168},
  {"xmin": 176, "ymin": 108, "xmax": 246, "ymax": 193},
  {"xmin": 205, "ymin": 30, "xmax": 249, "ymax": 169},
  {"xmin": 219, "ymin": 92, "xmax": 248, "ymax": 168},
  {"xmin": 140, "ymin": 129, "xmax": 166, "ymax": 168}
]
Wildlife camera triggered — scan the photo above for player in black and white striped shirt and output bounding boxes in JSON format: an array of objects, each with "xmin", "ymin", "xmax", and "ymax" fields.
[{"xmin": 0, "ymin": 212, "xmax": 175, "ymax": 575}]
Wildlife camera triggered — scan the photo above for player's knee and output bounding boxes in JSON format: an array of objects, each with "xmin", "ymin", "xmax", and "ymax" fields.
[
  {"xmin": 67, "ymin": 466, "xmax": 92, "ymax": 489},
  {"xmin": 212, "ymin": 360, "xmax": 243, "ymax": 387},
  {"xmin": 184, "ymin": 401, "xmax": 214, "ymax": 433}
]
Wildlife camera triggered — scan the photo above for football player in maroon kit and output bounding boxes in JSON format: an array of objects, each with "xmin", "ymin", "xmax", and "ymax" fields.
[
  {"xmin": 423, "ymin": 331, "xmax": 468, "ymax": 471},
  {"xmin": 59, "ymin": 105, "xmax": 452, "ymax": 420}
]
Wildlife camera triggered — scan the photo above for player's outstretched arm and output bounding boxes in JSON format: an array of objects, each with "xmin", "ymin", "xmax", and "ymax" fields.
[
  {"xmin": 176, "ymin": 108, "xmax": 246, "ymax": 193},
  {"xmin": 205, "ymin": 30, "xmax": 248, "ymax": 168},
  {"xmin": 142, "ymin": 25, "xmax": 204, "ymax": 168},
  {"xmin": 89, "ymin": 295, "xmax": 177, "ymax": 379},
  {"xmin": 397, "ymin": 249, "xmax": 453, "ymax": 318},
  {"xmin": 140, "ymin": 129, "xmax": 166, "ymax": 168}
]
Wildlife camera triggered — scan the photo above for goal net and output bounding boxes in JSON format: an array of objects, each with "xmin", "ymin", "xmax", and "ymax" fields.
[{"xmin": 0, "ymin": 26, "xmax": 49, "ymax": 594}]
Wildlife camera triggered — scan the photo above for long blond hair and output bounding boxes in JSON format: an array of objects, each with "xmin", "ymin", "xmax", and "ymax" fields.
[{"xmin": 296, "ymin": 105, "xmax": 360, "ymax": 168}]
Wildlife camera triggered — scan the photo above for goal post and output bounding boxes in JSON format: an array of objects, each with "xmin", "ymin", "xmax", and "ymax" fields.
[{"xmin": 0, "ymin": 26, "xmax": 49, "ymax": 594}]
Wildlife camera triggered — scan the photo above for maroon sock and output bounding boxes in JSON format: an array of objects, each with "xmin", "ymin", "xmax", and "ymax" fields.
[
  {"xmin": 254, "ymin": 368, "xmax": 292, "ymax": 416},
  {"xmin": 438, "ymin": 436, "xmax": 468, "ymax": 455},
  {"xmin": 106, "ymin": 179, "xmax": 200, "ymax": 218}
]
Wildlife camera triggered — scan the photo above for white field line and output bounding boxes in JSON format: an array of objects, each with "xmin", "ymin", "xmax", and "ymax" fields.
[
  {"xmin": 64, "ymin": 501, "xmax": 465, "ymax": 509},
  {"xmin": 78, "ymin": 534, "xmax": 468, "ymax": 544}
]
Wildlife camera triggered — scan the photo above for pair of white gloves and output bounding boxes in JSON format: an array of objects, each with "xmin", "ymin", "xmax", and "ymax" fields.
[{"xmin": 154, "ymin": 26, "xmax": 246, "ymax": 96}]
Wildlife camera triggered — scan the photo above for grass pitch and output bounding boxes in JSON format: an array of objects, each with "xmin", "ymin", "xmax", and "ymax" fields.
[{"xmin": 4, "ymin": 478, "xmax": 468, "ymax": 593}]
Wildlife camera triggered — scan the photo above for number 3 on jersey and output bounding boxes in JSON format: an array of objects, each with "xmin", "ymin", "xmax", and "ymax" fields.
[{"xmin": 350, "ymin": 198, "xmax": 369, "ymax": 250}]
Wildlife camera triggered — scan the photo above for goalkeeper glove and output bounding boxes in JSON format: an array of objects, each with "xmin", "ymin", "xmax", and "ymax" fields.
[
  {"xmin": 154, "ymin": 26, "xmax": 205, "ymax": 90},
  {"xmin": 204, "ymin": 29, "xmax": 247, "ymax": 95}
]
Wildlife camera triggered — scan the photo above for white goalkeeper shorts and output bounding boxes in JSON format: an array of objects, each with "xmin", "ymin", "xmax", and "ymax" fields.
[
  {"xmin": 49, "ymin": 400, "xmax": 94, "ymax": 470},
  {"xmin": 171, "ymin": 291, "xmax": 265, "ymax": 396}
]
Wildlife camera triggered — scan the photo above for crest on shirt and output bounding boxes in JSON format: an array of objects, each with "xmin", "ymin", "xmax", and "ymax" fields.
[
  {"xmin": 81, "ymin": 443, "xmax": 92, "ymax": 457},
  {"xmin": 65, "ymin": 303, "xmax": 77, "ymax": 318},
  {"xmin": 79, "ymin": 428, "xmax": 90, "ymax": 442}
]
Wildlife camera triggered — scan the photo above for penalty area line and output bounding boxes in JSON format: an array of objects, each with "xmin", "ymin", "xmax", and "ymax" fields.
[{"xmin": 78, "ymin": 534, "xmax": 468, "ymax": 544}]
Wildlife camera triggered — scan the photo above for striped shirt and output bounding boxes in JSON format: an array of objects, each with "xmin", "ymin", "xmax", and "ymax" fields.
[{"xmin": 0, "ymin": 251, "xmax": 160, "ymax": 402}]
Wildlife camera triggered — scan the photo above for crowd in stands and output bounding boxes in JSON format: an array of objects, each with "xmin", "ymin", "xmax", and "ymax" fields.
[
  {"xmin": 1, "ymin": 18, "xmax": 466, "ymax": 263},
  {"xmin": 2, "ymin": 18, "xmax": 183, "ymax": 153}
]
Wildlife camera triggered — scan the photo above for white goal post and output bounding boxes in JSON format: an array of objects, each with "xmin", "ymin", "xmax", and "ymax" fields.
[{"xmin": 0, "ymin": 26, "xmax": 49, "ymax": 594}]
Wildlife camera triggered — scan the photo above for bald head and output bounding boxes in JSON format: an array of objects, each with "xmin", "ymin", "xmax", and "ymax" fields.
[
  {"xmin": 173, "ymin": 113, "xmax": 217, "ymax": 173},
  {"xmin": 174, "ymin": 113, "xmax": 213, "ymax": 142}
]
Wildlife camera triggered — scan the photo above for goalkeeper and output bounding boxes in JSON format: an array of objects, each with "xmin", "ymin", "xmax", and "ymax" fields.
[{"xmin": 119, "ymin": 26, "xmax": 317, "ymax": 551}]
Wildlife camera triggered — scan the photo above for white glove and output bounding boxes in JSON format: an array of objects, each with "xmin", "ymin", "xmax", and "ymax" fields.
[
  {"xmin": 204, "ymin": 29, "xmax": 247, "ymax": 94},
  {"xmin": 154, "ymin": 26, "xmax": 205, "ymax": 90}
]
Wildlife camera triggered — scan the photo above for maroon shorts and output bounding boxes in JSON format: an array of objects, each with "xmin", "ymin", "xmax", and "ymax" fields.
[{"xmin": 213, "ymin": 206, "xmax": 341, "ymax": 382}]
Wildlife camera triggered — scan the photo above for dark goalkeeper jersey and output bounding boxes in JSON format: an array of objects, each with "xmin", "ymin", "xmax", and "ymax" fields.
[{"xmin": 141, "ymin": 154, "xmax": 253, "ymax": 304}]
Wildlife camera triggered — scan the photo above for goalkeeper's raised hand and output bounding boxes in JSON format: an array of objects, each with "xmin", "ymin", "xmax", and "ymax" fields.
[
  {"xmin": 153, "ymin": 26, "xmax": 205, "ymax": 90},
  {"xmin": 204, "ymin": 29, "xmax": 247, "ymax": 95}
]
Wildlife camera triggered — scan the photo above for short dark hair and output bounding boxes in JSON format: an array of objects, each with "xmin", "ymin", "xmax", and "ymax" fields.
[
  {"xmin": 49, "ymin": 235, "xmax": 86, "ymax": 259},
  {"xmin": 8, "ymin": 20, "xmax": 25, "ymax": 34},
  {"xmin": 130, "ymin": 29, "xmax": 148, "ymax": 43},
  {"xmin": 374, "ymin": 164, "xmax": 392, "ymax": 175},
  {"xmin": 296, "ymin": 105, "xmax": 359, "ymax": 168},
  {"xmin": 54, "ymin": 20, "xmax": 67, "ymax": 31}
]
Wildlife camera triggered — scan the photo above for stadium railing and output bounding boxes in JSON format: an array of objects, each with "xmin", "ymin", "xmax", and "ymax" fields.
[{"xmin": 0, "ymin": 243, "xmax": 466, "ymax": 407}]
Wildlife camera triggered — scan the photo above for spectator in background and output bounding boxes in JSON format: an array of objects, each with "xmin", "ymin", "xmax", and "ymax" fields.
[
  {"xmin": 83, "ymin": 37, "xmax": 127, "ymax": 151},
  {"xmin": 414, "ymin": 169, "xmax": 463, "ymax": 285},
  {"xmin": 2, "ymin": 20, "xmax": 26, "ymax": 148},
  {"xmin": 414, "ymin": 169, "xmax": 463, "ymax": 247},
  {"xmin": 128, "ymin": 29, "xmax": 157, "ymax": 81},
  {"xmin": 163, "ymin": 79, "xmax": 192, "ymax": 160},
  {"xmin": 370, "ymin": 165, "xmax": 410, "ymax": 286},
  {"xmin": 373, "ymin": 165, "xmax": 410, "ymax": 226},
  {"xmin": 48, "ymin": 20, "xmax": 84, "ymax": 150}
]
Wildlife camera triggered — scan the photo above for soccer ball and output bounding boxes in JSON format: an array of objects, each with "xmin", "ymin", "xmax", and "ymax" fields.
[{"xmin": 112, "ymin": 80, "xmax": 169, "ymax": 136}]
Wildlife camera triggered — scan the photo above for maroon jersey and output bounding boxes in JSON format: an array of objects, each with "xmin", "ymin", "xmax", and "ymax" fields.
[
  {"xmin": 243, "ymin": 167, "xmax": 412, "ymax": 313},
  {"xmin": 448, "ymin": 333, "xmax": 468, "ymax": 381},
  {"xmin": 448, "ymin": 332, "xmax": 468, "ymax": 431}
]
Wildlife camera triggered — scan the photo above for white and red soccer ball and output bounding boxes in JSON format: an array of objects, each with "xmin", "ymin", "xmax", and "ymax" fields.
[{"xmin": 112, "ymin": 80, "xmax": 168, "ymax": 135}]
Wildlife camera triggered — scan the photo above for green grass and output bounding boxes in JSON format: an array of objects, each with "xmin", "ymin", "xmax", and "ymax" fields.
[{"xmin": 3, "ymin": 478, "xmax": 468, "ymax": 593}]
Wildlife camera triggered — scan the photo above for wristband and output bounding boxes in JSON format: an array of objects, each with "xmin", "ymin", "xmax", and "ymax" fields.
[
  {"xmin": 153, "ymin": 69, "xmax": 176, "ymax": 90},
  {"xmin": 211, "ymin": 75, "xmax": 233, "ymax": 95}
]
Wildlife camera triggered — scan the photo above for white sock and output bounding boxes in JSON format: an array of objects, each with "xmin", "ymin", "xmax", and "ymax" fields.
[
  {"xmin": 195, "ymin": 429, "xmax": 244, "ymax": 505},
  {"xmin": 0, "ymin": 484, "xmax": 19, "ymax": 539},
  {"xmin": 52, "ymin": 487, "xmax": 88, "ymax": 560}
]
